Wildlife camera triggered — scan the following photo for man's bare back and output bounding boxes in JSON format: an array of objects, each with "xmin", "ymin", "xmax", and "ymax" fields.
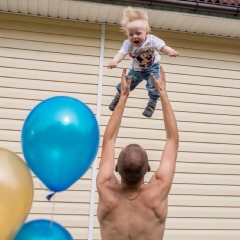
[
  {"xmin": 97, "ymin": 67, "xmax": 178, "ymax": 240},
  {"xmin": 97, "ymin": 179, "xmax": 168, "ymax": 240}
]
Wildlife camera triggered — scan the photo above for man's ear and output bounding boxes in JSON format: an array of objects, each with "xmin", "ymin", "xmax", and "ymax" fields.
[
  {"xmin": 147, "ymin": 164, "xmax": 151, "ymax": 172},
  {"xmin": 115, "ymin": 164, "xmax": 118, "ymax": 172}
]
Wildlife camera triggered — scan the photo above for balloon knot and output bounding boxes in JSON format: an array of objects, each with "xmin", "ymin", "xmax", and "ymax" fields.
[{"xmin": 46, "ymin": 192, "xmax": 56, "ymax": 201}]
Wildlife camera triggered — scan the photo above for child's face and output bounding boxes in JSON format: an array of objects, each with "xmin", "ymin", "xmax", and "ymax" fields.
[{"xmin": 125, "ymin": 20, "xmax": 148, "ymax": 47}]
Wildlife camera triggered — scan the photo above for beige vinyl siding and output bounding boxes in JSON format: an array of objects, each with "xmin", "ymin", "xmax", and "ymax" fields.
[
  {"xmin": 93, "ymin": 25, "xmax": 240, "ymax": 239},
  {"xmin": 0, "ymin": 13, "xmax": 101, "ymax": 240},
  {"xmin": 0, "ymin": 11, "xmax": 240, "ymax": 240}
]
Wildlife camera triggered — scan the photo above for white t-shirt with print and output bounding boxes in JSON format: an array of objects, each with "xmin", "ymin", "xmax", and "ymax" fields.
[{"xmin": 118, "ymin": 35, "xmax": 165, "ymax": 71}]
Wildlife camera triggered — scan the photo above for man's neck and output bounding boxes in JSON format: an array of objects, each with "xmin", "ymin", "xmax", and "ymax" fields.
[{"xmin": 121, "ymin": 180, "xmax": 144, "ymax": 189}]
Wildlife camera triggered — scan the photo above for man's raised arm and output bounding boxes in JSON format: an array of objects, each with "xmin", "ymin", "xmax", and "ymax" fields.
[
  {"xmin": 150, "ymin": 67, "xmax": 179, "ymax": 197},
  {"xmin": 97, "ymin": 69, "xmax": 131, "ymax": 185}
]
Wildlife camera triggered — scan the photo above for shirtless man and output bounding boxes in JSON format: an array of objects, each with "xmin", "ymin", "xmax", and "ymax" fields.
[{"xmin": 97, "ymin": 66, "xmax": 179, "ymax": 240}]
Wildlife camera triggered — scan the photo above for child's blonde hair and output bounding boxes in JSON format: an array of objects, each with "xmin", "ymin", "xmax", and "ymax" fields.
[{"xmin": 120, "ymin": 7, "xmax": 151, "ymax": 33}]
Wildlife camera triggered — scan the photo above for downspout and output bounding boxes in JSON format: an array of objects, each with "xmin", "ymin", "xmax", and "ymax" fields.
[{"xmin": 88, "ymin": 23, "xmax": 105, "ymax": 240}]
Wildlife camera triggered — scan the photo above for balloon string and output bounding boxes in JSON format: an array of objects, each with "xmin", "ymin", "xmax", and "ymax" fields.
[{"xmin": 50, "ymin": 193, "xmax": 56, "ymax": 228}]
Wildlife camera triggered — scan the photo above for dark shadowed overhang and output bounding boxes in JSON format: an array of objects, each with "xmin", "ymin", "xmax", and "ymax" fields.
[{"xmin": 0, "ymin": 0, "xmax": 239, "ymax": 38}]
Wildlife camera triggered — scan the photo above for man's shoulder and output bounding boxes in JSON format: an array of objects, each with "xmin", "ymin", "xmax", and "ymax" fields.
[
  {"xmin": 143, "ymin": 180, "xmax": 165, "ymax": 195},
  {"xmin": 97, "ymin": 177, "xmax": 119, "ymax": 193},
  {"xmin": 97, "ymin": 182, "xmax": 121, "ymax": 210}
]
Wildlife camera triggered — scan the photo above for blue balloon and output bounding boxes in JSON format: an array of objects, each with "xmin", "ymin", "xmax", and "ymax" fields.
[
  {"xmin": 22, "ymin": 96, "xmax": 100, "ymax": 192},
  {"xmin": 14, "ymin": 219, "xmax": 73, "ymax": 240}
]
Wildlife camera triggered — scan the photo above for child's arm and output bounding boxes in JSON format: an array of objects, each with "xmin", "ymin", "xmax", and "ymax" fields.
[
  {"xmin": 161, "ymin": 46, "xmax": 179, "ymax": 57},
  {"xmin": 107, "ymin": 52, "xmax": 125, "ymax": 69}
]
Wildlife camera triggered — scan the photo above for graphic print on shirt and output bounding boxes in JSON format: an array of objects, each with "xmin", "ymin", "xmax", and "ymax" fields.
[{"xmin": 129, "ymin": 47, "xmax": 155, "ymax": 68}]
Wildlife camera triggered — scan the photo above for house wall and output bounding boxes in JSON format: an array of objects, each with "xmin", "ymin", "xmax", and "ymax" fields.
[
  {"xmin": 0, "ymin": 12, "xmax": 239, "ymax": 240},
  {"xmin": 0, "ymin": 12, "xmax": 101, "ymax": 239}
]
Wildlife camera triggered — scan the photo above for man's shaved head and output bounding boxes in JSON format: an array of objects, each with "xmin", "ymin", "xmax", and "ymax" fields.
[{"xmin": 117, "ymin": 144, "xmax": 148, "ymax": 184}]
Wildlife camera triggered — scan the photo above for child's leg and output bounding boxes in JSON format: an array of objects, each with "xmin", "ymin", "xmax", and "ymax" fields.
[
  {"xmin": 109, "ymin": 88, "xmax": 120, "ymax": 111},
  {"xmin": 142, "ymin": 64, "xmax": 160, "ymax": 118},
  {"xmin": 127, "ymin": 68, "xmax": 143, "ymax": 91},
  {"xmin": 109, "ymin": 69, "xmax": 143, "ymax": 111},
  {"xmin": 145, "ymin": 63, "xmax": 160, "ymax": 100}
]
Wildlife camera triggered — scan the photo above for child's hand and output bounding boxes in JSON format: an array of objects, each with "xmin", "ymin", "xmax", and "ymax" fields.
[
  {"xmin": 168, "ymin": 50, "xmax": 179, "ymax": 57},
  {"xmin": 107, "ymin": 61, "xmax": 118, "ymax": 69},
  {"xmin": 160, "ymin": 46, "xmax": 179, "ymax": 57}
]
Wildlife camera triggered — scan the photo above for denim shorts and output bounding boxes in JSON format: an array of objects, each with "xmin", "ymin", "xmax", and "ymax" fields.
[{"xmin": 116, "ymin": 63, "xmax": 160, "ymax": 100}]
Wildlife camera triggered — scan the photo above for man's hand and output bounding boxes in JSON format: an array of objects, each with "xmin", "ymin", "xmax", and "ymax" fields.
[
  {"xmin": 150, "ymin": 66, "xmax": 166, "ymax": 95},
  {"xmin": 107, "ymin": 60, "xmax": 118, "ymax": 69},
  {"xmin": 120, "ymin": 69, "xmax": 132, "ymax": 98}
]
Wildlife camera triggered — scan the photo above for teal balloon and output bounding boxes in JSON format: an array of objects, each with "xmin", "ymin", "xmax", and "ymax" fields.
[
  {"xmin": 21, "ymin": 96, "xmax": 100, "ymax": 192},
  {"xmin": 14, "ymin": 219, "xmax": 73, "ymax": 240}
]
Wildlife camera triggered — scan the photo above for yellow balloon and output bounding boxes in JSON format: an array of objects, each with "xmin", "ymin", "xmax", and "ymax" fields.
[{"xmin": 0, "ymin": 148, "xmax": 34, "ymax": 240}]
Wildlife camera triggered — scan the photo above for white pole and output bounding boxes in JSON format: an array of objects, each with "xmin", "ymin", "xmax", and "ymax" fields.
[{"xmin": 88, "ymin": 23, "xmax": 105, "ymax": 240}]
